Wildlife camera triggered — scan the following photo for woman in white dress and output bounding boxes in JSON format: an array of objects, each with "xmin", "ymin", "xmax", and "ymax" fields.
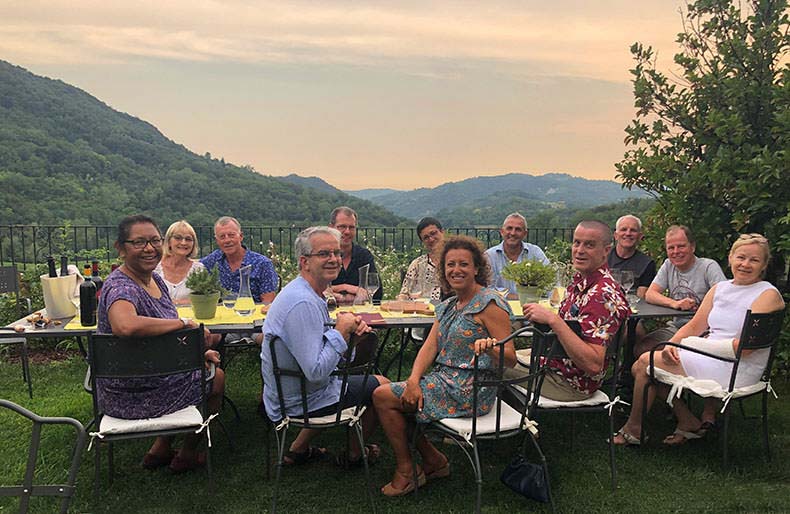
[
  {"xmin": 613, "ymin": 233, "xmax": 784, "ymax": 446},
  {"xmin": 154, "ymin": 220, "xmax": 205, "ymax": 304}
]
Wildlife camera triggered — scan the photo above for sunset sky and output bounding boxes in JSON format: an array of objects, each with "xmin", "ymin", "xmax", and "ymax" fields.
[{"xmin": 1, "ymin": 1, "xmax": 688, "ymax": 190}]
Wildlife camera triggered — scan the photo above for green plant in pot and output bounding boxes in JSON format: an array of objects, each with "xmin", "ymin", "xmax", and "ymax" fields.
[
  {"xmin": 501, "ymin": 260, "xmax": 556, "ymax": 304},
  {"xmin": 185, "ymin": 268, "xmax": 224, "ymax": 319}
]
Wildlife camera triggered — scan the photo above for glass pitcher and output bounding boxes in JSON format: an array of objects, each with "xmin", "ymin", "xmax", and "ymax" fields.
[{"xmin": 234, "ymin": 264, "xmax": 255, "ymax": 316}]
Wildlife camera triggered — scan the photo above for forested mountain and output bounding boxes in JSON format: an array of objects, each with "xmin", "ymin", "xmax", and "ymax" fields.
[
  {"xmin": 0, "ymin": 60, "xmax": 403, "ymax": 226},
  {"xmin": 346, "ymin": 173, "xmax": 648, "ymax": 224}
]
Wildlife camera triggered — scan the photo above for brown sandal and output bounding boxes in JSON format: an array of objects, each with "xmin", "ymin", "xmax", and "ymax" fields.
[
  {"xmin": 142, "ymin": 450, "xmax": 175, "ymax": 470},
  {"xmin": 381, "ymin": 468, "xmax": 427, "ymax": 497},
  {"xmin": 168, "ymin": 452, "xmax": 206, "ymax": 474}
]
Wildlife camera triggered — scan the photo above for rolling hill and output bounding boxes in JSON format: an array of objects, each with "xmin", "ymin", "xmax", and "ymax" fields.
[{"xmin": 0, "ymin": 60, "xmax": 403, "ymax": 227}]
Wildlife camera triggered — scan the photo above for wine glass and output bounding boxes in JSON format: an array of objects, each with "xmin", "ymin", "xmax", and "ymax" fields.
[
  {"xmin": 365, "ymin": 273, "xmax": 380, "ymax": 307},
  {"xmin": 408, "ymin": 287, "xmax": 422, "ymax": 301},
  {"xmin": 493, "ymin": 277, "xmax": 510, "ymax": 299},
  {"xmin": 549, "ymin": 285, "xmax": 566, "ymax": 309},
  {"xmin": 620, "ymin": 270, "xmax": 635, "ymax": 295}
]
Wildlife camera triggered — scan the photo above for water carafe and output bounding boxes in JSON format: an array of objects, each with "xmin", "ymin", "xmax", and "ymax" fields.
[{"xmin": 234, "ymin": 264, "xmax": 255, "ymax": 316}]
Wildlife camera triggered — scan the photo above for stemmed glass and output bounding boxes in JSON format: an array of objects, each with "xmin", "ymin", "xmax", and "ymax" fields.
[
  {"xmin": 365, "ymin": 273, "xmax": 380, "ymax": 308},
  {"xmin": 408, "ymin": 288, "xmax": 423, "ymax": 301},
  {"xmin": 620, "ymin": 270, "xmax": 636, "ymax": 304}
]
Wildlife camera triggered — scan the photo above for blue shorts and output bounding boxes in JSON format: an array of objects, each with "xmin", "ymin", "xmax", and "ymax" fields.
[{"xmin": 307, "ymin": 375, "xmax": 380, "ymax": 417}]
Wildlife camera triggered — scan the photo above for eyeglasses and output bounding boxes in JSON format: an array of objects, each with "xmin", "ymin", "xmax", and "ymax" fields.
[
  {"xmin": 420, "ymin": 229, "xmax": 442, "ymax": 242},
  {"xmin": 171, "ymin": 235, "xmax": 195, "ymax": 243},
  {"xmin": 124, "ymin": 237, "xmax": 164, "ymax": 249},
  {"xmin": 304, "ymin": 250, "xmax": 343, "ymax": 259},
  {"xmin": 334, "ymin": 225, "xmax": 356, "ymax": 232}
]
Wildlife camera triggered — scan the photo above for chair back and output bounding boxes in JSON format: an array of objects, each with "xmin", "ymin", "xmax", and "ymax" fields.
[
  {"xmin": 0, "ymin": 265, "xmax": 19, "ymax": 295},
  {"xmin": 268, "ymin": 333, "xmax": 378, "ymax": 427},
  {"xmin": 0, "ymin": 399, "xmax": 86, "ymax": 514},
  {"xmin": 88, "ymin": 326, "xmax": 206, "ymax": 379},
  {"xmin": 729, "ymin": 308, "xmax": 786, "ymax": 390},
  {"xmin": 471, "ymin": 326, "xmax": 537, "ymax": 439}
]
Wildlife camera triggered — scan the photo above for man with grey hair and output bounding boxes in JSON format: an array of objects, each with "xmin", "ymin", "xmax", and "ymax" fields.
[
  {"xmin": 201, "ymin": 216, "xmax": 279, "ymax": 303},
  {"xmin": 485, "ymin": 212, "xmax": 549, "ymax": 298},
  {"xmin": 261, "ymin": 226, "xmax": 388, "ymax": 465},
  {"xmin": 328, "ymin": 206, "xmax": 381, "ymax": 302},
  {"xmin": 607, "ymin": 214, "xmax": 656, "ymax": 299}
]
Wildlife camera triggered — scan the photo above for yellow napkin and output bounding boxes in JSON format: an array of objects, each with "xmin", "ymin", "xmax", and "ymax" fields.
[
  {"xmin": 337, "ymin": 305, "xmax": 435, "ymax": 318},
  {"xmin": 64, "ymin": 317, "xmax": 96, "ymax": 330}
]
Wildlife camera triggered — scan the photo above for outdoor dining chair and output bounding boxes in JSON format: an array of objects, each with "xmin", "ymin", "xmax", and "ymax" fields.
[
  {"xmin": 0, "ymin": 399, "xmax": 86, "ymax": 514},
  {"xmin": 643, "ymin": 308, "xmax": 786, "ymax": 466},
  {"xmin": 413, "ymin": 326, "xmax": 552, "ymax": 513},
  {"xmin": 86, "ymin": 325, "xmax": 217, "ymax": 497},
  {"xmin": 511, "ymin": 320, "xmax": 627, "ymax": 491},
  {"xmin": 0, "ymin": 265, "xmax": 33, "ymax": 398},
  {"xmin": 266, "ymin": 334, "xmax": 378, "ymax": 514}
]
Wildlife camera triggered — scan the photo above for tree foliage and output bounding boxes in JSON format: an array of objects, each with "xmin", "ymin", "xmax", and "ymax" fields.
[{"xmin": 616, "ymin": 0, "xmax": 790, "ymax": 276}]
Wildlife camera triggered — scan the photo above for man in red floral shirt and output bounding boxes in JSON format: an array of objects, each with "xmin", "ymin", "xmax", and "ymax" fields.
[{"xmin": 510, "ymin": 220, "xmax": 630, "ymax": 401}]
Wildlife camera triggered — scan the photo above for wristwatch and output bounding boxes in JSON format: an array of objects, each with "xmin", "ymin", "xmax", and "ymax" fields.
[{"xmin": 180, "ymin": 317, "xmax": 192, "ymax": 328}]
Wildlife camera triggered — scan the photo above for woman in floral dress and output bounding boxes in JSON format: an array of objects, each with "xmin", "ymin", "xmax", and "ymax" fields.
[{"xmin": 373, "ymin": 236, "xmax": 515, "ymax": 496}]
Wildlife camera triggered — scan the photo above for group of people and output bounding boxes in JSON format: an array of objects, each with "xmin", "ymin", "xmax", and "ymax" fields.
[{"xmin": 95, "ymin": 209, "xmax": 784, "ymax": 495}]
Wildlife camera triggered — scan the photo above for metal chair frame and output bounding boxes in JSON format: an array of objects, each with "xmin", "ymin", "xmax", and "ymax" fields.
[
  {"xmin": 522, "ymin": 320, "xmax": 627, "ymax": 491},
  {"xmin": 415, "ymin": 326, "xmax": 553, "ymax": 513},
  {"xmin": 267, "ymin": 334, "xmax": 377, "ymax": 514},
  {"xmin": 87, "ymin": 326, "xmax": 216, "ymax": 497},
  {"xmin": 644, "ymin": 308, "xmax": 786, "ymax": 466},
  {"xmin": 0, "ymin": 399, "xmax": 86, "ymax": 514},
  {"xmin": 0, "ymin": 265, "xmax": 33, "ymax": 398}
]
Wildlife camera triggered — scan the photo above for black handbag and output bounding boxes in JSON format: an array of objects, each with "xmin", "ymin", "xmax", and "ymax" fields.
[{"xmin": 500, "ymin": 455, "xmax": 551, "ymax": 503}]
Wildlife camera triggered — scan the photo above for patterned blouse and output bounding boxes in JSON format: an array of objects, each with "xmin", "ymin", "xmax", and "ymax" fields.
[
  {"xmin": 399, "ymin": 254, "xmax": 441, "ymax": 300},
  {"xmin": 548, "ymin": 266, "xmax": 630, "ymax": 394}
]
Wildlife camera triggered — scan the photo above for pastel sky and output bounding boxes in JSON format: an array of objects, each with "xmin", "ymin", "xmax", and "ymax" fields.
[{"xmin": 1, "ymin": 1, "xmax": 687, "ymax": 190}]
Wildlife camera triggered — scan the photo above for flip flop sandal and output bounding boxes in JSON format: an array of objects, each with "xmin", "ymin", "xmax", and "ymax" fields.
[
  {"xmin": 335, "ymin": 444, "xmax": 381, "ymax": 469},
  {"xmin": 663, "ymin": 427, "xmax": 706, "ymax": 446},
  {"xmin": 609, "ymin": 427, "xmax": 642, "ymax": 446},
  {"xmin": 381, "ymin": 469, "xmax": 427, "ymax": 497},
  {"xmin": 283, "ymin": 446, "xmax": 328, "ymax": 465}
]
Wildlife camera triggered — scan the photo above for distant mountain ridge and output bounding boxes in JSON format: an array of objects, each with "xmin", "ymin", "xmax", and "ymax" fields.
[
  {"xmin": 0, "ymin": 60, "xmax": 403, "ymax": 226},
  {"xmin": 344, "ymin": 173, "xmax": 647, "ymax": 223}
]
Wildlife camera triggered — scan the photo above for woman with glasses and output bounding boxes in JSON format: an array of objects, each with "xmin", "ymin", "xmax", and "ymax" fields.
[
  {"xmin": 398, "ymin": 217, "xmax": 445, "ymax": 301},
  {"xmin": 613, "ymin": 233, "xmax": 784, "ymax": 446},
  {"xmin": 154, "ymin": 220, "xmax": 205, "ymax": 304},
  {"xmin": 97, "ymin": 214, "xmax": 225, "ymax": 473}
]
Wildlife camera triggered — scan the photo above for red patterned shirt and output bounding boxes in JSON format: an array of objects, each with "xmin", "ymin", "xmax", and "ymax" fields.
[{"xmin": 547, "ymin": 266, "xmax": 630, "ymax": 394}]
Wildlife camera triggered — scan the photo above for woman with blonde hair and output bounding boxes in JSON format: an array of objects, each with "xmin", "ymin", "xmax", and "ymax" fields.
[
  {"xmin": 613, "ymin": 233, "xmax": 785, "ymax": 446},
  {"xmin": 155, "ymin": 220, "xmax": 205, "ymax": 304}
]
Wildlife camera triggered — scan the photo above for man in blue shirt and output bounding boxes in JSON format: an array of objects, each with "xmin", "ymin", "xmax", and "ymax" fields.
[
  {"xmin": 201, "ymin": 216, "xmax": 279, "ymax": 303},
  {"xmin": 485, "ymin": 212, "xmax": 549, "ymax": 298},
  {"xmin": 261, "ymin": 226, "xmax": 389, "ymax": 465}
]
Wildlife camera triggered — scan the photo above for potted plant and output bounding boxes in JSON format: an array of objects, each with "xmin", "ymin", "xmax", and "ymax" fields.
[
  {"xmin": 501, "ymin": 260, "xmax": 556, "ymax": 304},
  {"xmin": 185, "ymin": 268, "xmax": 224, "ymax": 319}
]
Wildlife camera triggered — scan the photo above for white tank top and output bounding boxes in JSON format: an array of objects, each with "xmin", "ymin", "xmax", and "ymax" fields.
[{"xmin": 707, "ymin": 280, "xmax": 776, "ymax": 340}]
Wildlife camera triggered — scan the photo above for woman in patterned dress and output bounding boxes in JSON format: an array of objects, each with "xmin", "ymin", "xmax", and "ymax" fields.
[
  {"xmin": 373, "ymin": 236, "xmax": 515, "ymax": 496},
  {"xmin": 97, "ymin": 214, "xmax": 225, "ymax": 473}
]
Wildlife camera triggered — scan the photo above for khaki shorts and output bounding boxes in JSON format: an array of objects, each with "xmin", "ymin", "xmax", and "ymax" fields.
[{"xmin": 504, "ymin": 349, "xmax": 591, "ymax": 402}]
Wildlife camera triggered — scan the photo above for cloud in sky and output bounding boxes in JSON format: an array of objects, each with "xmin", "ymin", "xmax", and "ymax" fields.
[{"xmin": 0, "ymin": 1, "xmax": 689, "ymax": 189}]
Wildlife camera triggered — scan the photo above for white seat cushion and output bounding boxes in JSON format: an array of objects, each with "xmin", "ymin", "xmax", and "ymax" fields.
[
  {"xmin": 293, "ymin": 406, "xmax": 365, "ymax": 427},
  {"xmin": 513, "ymin": 384, "xmax": 611, "ymax": 408},
  {"xmin": 650, "ymin": 367, "xmax": 768, "ymax": 400},
  {"xmin": 435, "ymin": 401, "xmax": 530, "ymax": 438},
  {"xmin": 97, "ymin": 405, "xmax": 203, "ymax": 436}
]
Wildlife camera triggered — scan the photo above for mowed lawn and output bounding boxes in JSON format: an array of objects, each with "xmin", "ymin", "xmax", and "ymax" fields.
[{"xmin": 1, "ymin": 338, "xmax": 789, "ymax": 513}]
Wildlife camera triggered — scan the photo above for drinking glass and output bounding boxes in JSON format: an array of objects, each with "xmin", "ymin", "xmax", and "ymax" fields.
[
  {"xmin": 365, "ymin": 273, "xmax": 380, "ymax": 307},
  {"xmin": 222, "ymin": 292, "xmax": 237, "ymax": 310},
  {"xmin": 408, "ymin": 288, "xmax": 423, "ymax": 301},
  {"xmin": 620, "ymin": 270, "xmax": 635, "ymax": 295},
  {"xmin": 549, "ymin": 286, "xmax": 566, "ymax": 308}
]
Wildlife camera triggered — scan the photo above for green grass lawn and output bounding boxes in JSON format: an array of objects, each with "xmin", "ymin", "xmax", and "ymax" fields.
[{"xmin": 1, "ymin": 338, "xmax": 789, "ymax": 513}]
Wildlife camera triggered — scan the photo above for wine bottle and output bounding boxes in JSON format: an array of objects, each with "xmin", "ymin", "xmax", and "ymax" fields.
[
  {"xmin": 47, "ymin": 256, "xmax": 57, "ymax": 278},
  {"xmin": 79, "ymin": 265, "xmax": 97, "ymax": 326},
  {"xmin": 60, "ymin": 256, "xmax": 69, "ymax": 277},
  {"xmin": 91, "ymin": 260, "xmax": 104, "ymax": 298}
]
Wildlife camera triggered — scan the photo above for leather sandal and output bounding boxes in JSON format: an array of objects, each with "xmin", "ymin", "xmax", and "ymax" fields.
[
  {"xmin": 381, "ymin": 469, "xmax": 427, "ymax": 497},
  {"xmin": 142, "ymin": 450, "xmax": 175, "ymax": 470},
  {"xmin": 168, "ymin": 452, "xmax": 206, "ymax": 474},
  {"xmin": 424, "ymin": 458, "xmax": 450, "ymax": 481},
  {"xmin": 610, "ymin": 427, "xmax": 641, "ymax": 446},
  {"xmin": 283, "ymin": 446, "xmax": 328, "ymax": 466}
]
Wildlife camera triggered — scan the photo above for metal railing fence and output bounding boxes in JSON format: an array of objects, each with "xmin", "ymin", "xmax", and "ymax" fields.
[{"xmin": 0, "ymin": 224, "xmax": 574, "ymax": 269}]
